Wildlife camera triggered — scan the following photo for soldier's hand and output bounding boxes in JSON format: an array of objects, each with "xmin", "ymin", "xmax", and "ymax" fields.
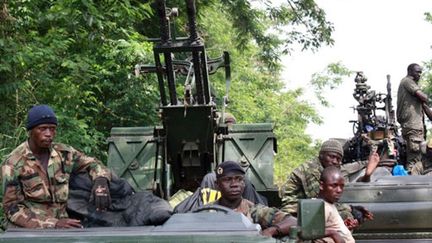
[
  {"xmin": 55, "ymin": 218, "xmax": 82, "ymax": 228},
  {"xmin": 91, "ymin": 177, "xmax": 111, "ymax": 211},
  {"xmin": 343, "ymin": 218, "xmax": 359, "ymax": 230},
  {"xmin": 261, "ymin": 226, "xmax": 279, "ymax": 237},
  {"xmin": 352, "ymin": 205, "xmax": 374, "ymax": 222}
]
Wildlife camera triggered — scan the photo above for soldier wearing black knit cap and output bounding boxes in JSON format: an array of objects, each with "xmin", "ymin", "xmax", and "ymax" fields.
[
  {"xmin": 280, "ymin": 139, "xmax": 378, "ymax": 230},
  {"xmin": 2, "ymin": 105, "xmax": 112, "ymax": 229}
]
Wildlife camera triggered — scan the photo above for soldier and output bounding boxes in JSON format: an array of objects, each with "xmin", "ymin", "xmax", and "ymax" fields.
[
  {"xmin": 213, "ymin": 161, "xmax": 297, "ymax": 238},
  {"xmin": 280, "ymin": 139, "xmax": 378, "ymax": 230},
  {"xmin": 2, "ymin": 105, "xmax": 112, "ymax": 229},
  {"xmin": 315, "ymin": 166, "xmax": 372, "ymax": 243},
  {"xmin": 397, "ymin": 63, "xmax": 428, "ymax": 174}
]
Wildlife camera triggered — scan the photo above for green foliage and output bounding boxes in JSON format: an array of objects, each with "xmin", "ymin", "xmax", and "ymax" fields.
[
  {"xmin": 421, "ymin": 60, "xmax": 432, "ymax": 105},
  {"xmin": 157, "ymin": 0, "xmax": 334, "ymax": 72},
  {"xmin": 217, "ymin": 0, "xmax": 334, "ymax": 71},
  {"xmin": 310, "ymin": 62, "xmax": 352, "ymax": 107},
  {"xmin": 199, "ymin": 3, "xmax": 322, "ymax": 184},
  {"xmin": 0, "ymin": 0, "xmax": 157, "ymax": 161},
  {"xmin": 0, "ymin": 0, "xmax": 334, "ymax": 197}
]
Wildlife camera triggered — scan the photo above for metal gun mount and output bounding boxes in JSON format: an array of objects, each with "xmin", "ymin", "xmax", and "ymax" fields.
[
  {"xmin": 351, "ymin": 72, "xmax": 395, "ymax": 135},
  {"xmin": 345, "ymin": 72, "xmax": 400, "ymax": 165},
  {"xmin": 353, "ymin": 71, "xmax": 370, "ymax": 100},
  {"xmin": 128, "ymin": 0, "xmax": 235, "ymax": 195},
  {"xmin": 135, "ymin": 0, "xmax": 231, "ymax": 107}
]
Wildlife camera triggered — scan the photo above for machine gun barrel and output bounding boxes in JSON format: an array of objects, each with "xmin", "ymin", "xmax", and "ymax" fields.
[
  {"xmin": 186, "ymin": 0, "xmax": 198, "ymax": 41},
  {"xmin": 155, "ymin": 0, "xmax": 170, "ymax": 43},
  {"xmin": 386, "ymin": 74, "xmax": 395, "ymax": 126}
]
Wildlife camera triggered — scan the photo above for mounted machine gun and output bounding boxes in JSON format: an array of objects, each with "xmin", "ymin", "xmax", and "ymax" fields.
[
  {"xmin": 343, "ymin": 72, "xmax": 403, "ymax": 168},
  {"xmin": 107, "ymin": 0, "xmax": 278, "ymax": 204}
]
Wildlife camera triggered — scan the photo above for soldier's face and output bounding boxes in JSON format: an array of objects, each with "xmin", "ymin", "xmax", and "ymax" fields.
[
  {"xmin": 30, "ymin": 124, "xmax": 57, "ymax": 149},
  {"xmin": 216, "ymin": 172, "xmax": 245, "ymax": 201},
  {"xmin": 409, "ymin": 65, "xmax": 422, "ymax": 82},
  {"xmin": 320, "ymin": 152, "xmax": 342, "ymax": 168},
  {"xmin": 319, "ymin": 173, "xmax": 345, "ymax": 203}
]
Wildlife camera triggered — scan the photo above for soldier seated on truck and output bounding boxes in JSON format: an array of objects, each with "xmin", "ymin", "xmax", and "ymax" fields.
[
  {"xmin": 281, "ymin": 139, "xmax": 379, "ymax": 230},
  {"xmin": 315, "ymin": 166, "xmax": 373, "ymax": 243},
  {"xmin": 211, "ymin": 161, "xmax": 297, "ymax": 238},
  {"xmin": 173, "ymin": 166, "xmax": 267, "ymax": 213},
  {"xmin": 1, "ymin": 105, "xmax": 112, "ymax": 229}
]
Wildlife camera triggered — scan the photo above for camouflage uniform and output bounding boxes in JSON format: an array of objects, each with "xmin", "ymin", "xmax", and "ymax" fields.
[
  {"xmin": 280, "ymin": 159, "xmax": 367, "ymax": 219},
  {"xmin": 215, "ymin": 198, "xmax": 289, "ymax": 229},
  {"xmin": 2, "ymin": 141, "xmax": 111, "ymax": 228},
  {"xmin": 397, "ymin": 75, "xmax": 424, "ymax": 174}
]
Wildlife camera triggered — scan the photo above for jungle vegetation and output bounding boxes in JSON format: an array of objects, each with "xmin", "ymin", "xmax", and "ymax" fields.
[{"xmin": 0, "ymin": 0, "xmax": 337, "ymax": 186}]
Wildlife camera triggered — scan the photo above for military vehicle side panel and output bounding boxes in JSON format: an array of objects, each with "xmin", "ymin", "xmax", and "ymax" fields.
[
  {"xmin": 107, "ymin": 127, "xmax": 160, "ymax": 192},
  {"xmin": 0, "ymin": 212, "xmax": 276, "ymax": 243},
  {"xmin": 298, "ymin": 199, "xmax": 325, "ymax": 240},
  {"xmin": 340, "ymin": 176, "xmax": 432, "ymax": 240},
  {"xmin": 0, "ymin": 228, "xmax": 275, "ymax": 243},
  {"xmin": 0, "ymin": 200, "xmax": 325, "ymax": 242},
  {"xmin": 220, "ymin": 123, "xmax": 276, "ymax": 192}
]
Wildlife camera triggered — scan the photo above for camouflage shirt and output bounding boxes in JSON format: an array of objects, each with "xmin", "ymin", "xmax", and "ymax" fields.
[
  {"xmin": 280, "ymin": 159, "xmax": 367, "ymax": 219},
  {"xmin": 2, "ymin": 141, "xmax": 111, "ymax": 228},
  {"xmin": 215, "ymin": 198, "xmax": 289, "ymax": 229},
  {"xmin": 397, "ymin": 75, "xmax": 423, "ymax": 130}
]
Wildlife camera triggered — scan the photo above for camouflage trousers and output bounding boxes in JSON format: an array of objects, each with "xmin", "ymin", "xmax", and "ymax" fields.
[{"xmin": 402, "ymin": 128, "xmax": 424, "ymax": 175}]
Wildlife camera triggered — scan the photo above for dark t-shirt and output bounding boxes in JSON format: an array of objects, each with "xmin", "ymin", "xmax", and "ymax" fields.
[{"xmin": 397, "ymin": 75, "xmax": 423, "ymax": 130}]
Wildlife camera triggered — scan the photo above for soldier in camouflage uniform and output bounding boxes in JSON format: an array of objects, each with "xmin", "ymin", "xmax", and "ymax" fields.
[
  {"xmin": 397, "ymin": 63, "xmax": 428, "ymax": 175},
  {"xmin": 280, "ymin": 139, "xmax": 378, "ymax": 230},
  {"xmin": 213, "ymin": 161, "xmax": 297, "ymax": 238},
  {"xmin": 2, "ymin": 105, "xmax": 112, "ymax": 229}
]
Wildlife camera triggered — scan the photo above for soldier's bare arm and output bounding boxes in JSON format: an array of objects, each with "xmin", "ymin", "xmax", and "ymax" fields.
[
  {"xmin": 415, "ymin": 90, "xmax": 428, "ymax": 103},
  {"xmin": 357, "ymin": 151, "xmax": 380, "ymax": 182}
]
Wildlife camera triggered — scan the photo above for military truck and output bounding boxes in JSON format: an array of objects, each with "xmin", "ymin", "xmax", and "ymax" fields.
[
  {"xmin": 3, "ymin": 0, "xmax": 432, "ymax": 242},
  {"xmin": 99, "ymin": 2, "xmax": 432, "ymax": 240},
  {"xmin": 335, "ymin": 72, "xmax": 432, "ymax": 242}
]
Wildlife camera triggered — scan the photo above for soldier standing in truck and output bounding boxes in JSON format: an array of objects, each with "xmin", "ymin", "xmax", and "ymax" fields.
[
  {"xmin": 397, "ymin": 63, "xmax": 428, "ymax": 175},
  {"xmin": 2, "ymin": 105, "xmax": 112, "ymax": 228}
]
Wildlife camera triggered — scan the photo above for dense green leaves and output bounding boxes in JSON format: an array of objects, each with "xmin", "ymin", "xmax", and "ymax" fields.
[
  {"xmin": 0, "ymin": 0, "xmax": 157, "ymax": 160},
  {"xmin": 310, "ymin": 62, "xmax": 352, "ymax": 107},
  {"xmin": 0, "ymin": 0, "xmax": 335, "ymax": 188},
  {"xmin": 198, "ymin": 2, "xmax": 323, "ymax": 184}
]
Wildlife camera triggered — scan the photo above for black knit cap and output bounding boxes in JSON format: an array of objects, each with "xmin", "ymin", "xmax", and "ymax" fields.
[
  {"xmin": 26, "ymin": 105, "xmax": 58, "ymax": 131},
  {"xmin": 216, "ymin": 161, "xmax": 245, "ymax": 178}
]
